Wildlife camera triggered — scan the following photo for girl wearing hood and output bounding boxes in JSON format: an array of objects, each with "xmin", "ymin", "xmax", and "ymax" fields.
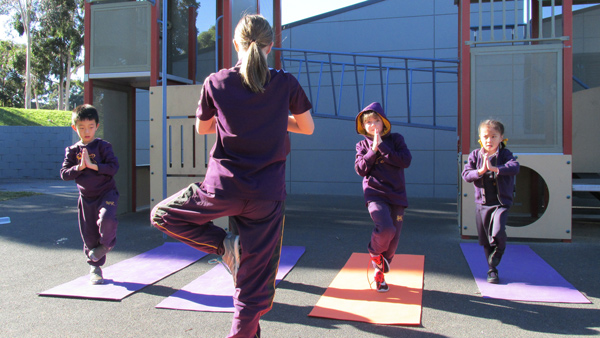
[{"xmin": 354, "ymin": 102, "xmax": 412, "ymax": 292}]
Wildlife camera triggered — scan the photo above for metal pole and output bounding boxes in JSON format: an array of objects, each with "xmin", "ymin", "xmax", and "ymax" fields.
[
  {"xmin": 162, "ymin": 0, "xmax": 168, "ymax": 198},
  {"xmin": 216, "ymin": 16, "xmax": 223, "ymax": 72},
  {"xmin": 353, "ymin": 55, "xmax": 361, "ymax": 111},
  {"xmin": 328, "ymin": 53, "xmax": 338, "ymax": 116}
]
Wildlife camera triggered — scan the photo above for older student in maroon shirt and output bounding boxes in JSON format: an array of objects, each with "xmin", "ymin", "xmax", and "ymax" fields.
[
  {"xmin": 60, "ymin": 104, "xmax": 119, "ymax": 285},
  {"xmin": 355, "ymin": 102, "xmax": 412, "ymax": 293},
  {"xmin": 151, "ymin": 15, "xmax": 314, "ymax": 338}
]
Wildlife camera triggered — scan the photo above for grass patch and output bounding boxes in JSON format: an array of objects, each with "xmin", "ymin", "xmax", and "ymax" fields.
[
  {"xmin": 0, "ymin": 107, "xmax": 72, "ymax": 126},
  {"xmin": 0, "ymin": 191, "xmax": 42, "ymax": 201}
]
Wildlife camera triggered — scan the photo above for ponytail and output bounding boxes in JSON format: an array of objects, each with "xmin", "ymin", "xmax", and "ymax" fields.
[
  {"xmin": 241, "ymin": 41, "xmax": 270, "ymax": 93},
  {"xmin": 235, "ymin": 15, "xmax": 273, "ymax": 93}
]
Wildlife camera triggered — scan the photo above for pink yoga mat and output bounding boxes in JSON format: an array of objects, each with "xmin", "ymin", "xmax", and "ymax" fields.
[
  {"xmin": 460, "ymin": 242, "xmax": 590, "ymax": 303},
  {"xmin": 39, "ymin": 242, "xmax": 207, "ymax": 300},
  {"xmin": 156, "ymin": 246, "xmax": 305, "ymax": 312}
]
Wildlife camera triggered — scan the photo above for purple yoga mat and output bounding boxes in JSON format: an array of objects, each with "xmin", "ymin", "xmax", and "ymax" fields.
[
  {"xmin": 39, "ymin": 242, "xmax": 207, "ymax": 300},
  {"xmin": 460, "ymin": 242, "xmax": 590, "ymax": 303},
  {"xmin": 156, "ymin": 246, "xmax": 305, "ymax": 312}
]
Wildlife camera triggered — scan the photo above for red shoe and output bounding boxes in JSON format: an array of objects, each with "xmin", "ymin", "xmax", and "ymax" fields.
[
  {"xmin": 370, "ymin": 254, "xmax": 390, "ymax": 274},
  {"xmin": 374, "ymin": 269, "xmax": 389, "ymax": 292}
]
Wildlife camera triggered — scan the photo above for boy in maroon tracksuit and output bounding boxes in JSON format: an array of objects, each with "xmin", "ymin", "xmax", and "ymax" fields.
[
  {"xmin": 354, "ymin": 102, "xmax": 412, "ymax": 292},
  {"xmin": 60, "ymin": 104, "xmax": 119, "ymax": 285}
]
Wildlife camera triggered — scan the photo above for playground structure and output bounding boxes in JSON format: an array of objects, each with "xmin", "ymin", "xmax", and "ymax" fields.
[
  {"xmin": 82, "ymin": 0, "xmax": 600, "ymax": 240},
  {"xmin": 83, "ymin": 0, "xmax": 282, "ymax": 213},
  {"xmin": 457, "ymin": 0, "xmax": 600, "ymax": 241}
]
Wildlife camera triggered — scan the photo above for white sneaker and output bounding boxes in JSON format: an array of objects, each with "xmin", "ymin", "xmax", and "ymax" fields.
[
  {"xmin": 220, "ymin": 233, "xmax": 241, "ymax": 284},
  {"xmin": 89, "ymin": 244, "xmax": 112, "ymax": 262},
  {"xmin": 90, "ymin": 266, "xmax": 104, "ymax": 285}
]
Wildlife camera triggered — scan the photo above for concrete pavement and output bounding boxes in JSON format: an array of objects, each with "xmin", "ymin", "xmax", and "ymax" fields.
[{"xmin": 0, "ymin": 179, "xmax": 598, "ymax": 337}]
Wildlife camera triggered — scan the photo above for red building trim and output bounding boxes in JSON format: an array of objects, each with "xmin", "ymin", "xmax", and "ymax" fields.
[
  {"xmin": 274, "ymin": 0, "xmax": 282, "ymax": 69},
  {"xmin": 459, "ymin": 0, "xmax": 472, "ymax": 154},
  {"xmin": 150, "ymin": 2, "xmax": 159, "ymax": 86},
  {"xmin": 532, "ymin": 0, "xmax": 540, "ymax": 40},
  {"xmin": 84, "ymin": 1, "xmax": 93, "ymax": 104},
  {"xmin": 131, "ymin": 86, "xmax": 137, "ymax": 211},
  {"xmin": 223, "ymin": 0, "xmax": 232, "ymax": 69},
  {"xmin": 188, "ymin": 6, "xmax": 197, "ymax": 83},
  {"xmin": 562, "ymin": 0, "xmax": 573, "ymax": 155}
]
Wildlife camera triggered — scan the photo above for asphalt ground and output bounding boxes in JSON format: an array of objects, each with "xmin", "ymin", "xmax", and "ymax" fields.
[{"xmin": 0, "ymin": 178, "xmax": 598, "ymax": 338}]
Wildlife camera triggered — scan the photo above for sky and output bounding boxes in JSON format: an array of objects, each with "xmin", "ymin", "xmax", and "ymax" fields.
[{"xmin": 281, "ymin": 0, "xmax": 365, "ymax": 24}]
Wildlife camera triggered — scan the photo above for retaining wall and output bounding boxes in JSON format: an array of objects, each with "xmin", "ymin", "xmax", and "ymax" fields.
[{"xmin": 0, "ymin": 126, "xmax": 75, "ymax": 179}]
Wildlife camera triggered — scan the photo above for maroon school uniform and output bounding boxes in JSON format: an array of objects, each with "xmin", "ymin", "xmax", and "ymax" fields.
[
  {"xmin": 60, "ymin": 138, "xmax": 119, "ymax": 267},
  {"xmin": 354, "ymin": 102, "xmax": 412, "ymax": 264},
  {"xmin": 462, "ymin": 146, "xmax": 519, "ymax": 270},
  {"xmin": 151, "ymin": 60, "xmax": 311, "ymax": 338}
]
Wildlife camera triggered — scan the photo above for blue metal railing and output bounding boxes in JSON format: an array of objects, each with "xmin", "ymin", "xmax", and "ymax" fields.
[
  {"xmin": 274, "ymin": 47, "xmax": 459, "ymax": 131},
  {"xmin": 573, "ymin": 75, "xmax": 590, "ymax": 90}
]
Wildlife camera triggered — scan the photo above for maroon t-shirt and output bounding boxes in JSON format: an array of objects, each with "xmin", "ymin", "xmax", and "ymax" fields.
[
  {"xmin": 60, "ymin": 138, "xmax": 119, "ymax": 199},
  {"xmin": 197, "ymin": 61, "xmax": 312, "ymax": 200}
]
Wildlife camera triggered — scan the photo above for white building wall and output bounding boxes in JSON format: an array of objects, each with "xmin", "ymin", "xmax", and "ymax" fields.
[{"xmin": 282, "ymin": 0, "xmax": 460, "ymax": 199}]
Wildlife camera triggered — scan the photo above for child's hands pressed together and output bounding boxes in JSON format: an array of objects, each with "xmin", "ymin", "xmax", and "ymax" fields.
[
  {"xmin": 372, "ymin": 129, "xmax": 382, "ymax": 152},
  {"xmin": 478, "ymin": 152, "xmax": 499, "ymax": 176},
  {"xmin": 77, "ymin": 148, "xmax": 87, "ymax": 171},
  {"xmin": 80, "ymin": 148, "xmax": 99, "ymax": 171},
  {"xmin": 486, "ymin": 155, "xmax": 499, "ymax": 173},
  {"xmin": 478, "ymin": 152, "xmax": 489, "ymax": 176}
]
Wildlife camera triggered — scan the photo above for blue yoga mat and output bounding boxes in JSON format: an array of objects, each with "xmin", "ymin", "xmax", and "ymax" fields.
[
  {"xmin": 39, "ymin": 242, "xmax": 207, "ymax": 300},
  {"xmin": 460, "ymin": 242, "xmax": 590, "ymax": 303},
  {"xmin": 156, "ymin": 246, "xmax": 305, "ymax": 312}
]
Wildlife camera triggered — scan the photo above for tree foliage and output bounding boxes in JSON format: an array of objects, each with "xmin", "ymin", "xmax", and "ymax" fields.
[
  {"xmin": 37, "ymin": 0, "xmax": 84, "ymax": 110},
  {"xmin": 0, "ymin": 40, "xmax": 25, "ymax": 107},
  {"xmin": 197, "ymin": 25, "xmax": 216, "ymax": 50},
  {"xmin": 0, "ymin": 0, "xmax": 83, "ymax": 110},
  {"xmin": 0, "ymin": 0, "xmax": 40, "ymax": 108}
]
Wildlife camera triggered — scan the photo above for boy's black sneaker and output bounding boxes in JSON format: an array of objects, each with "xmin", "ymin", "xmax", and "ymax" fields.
[
  {"xmin": 374, "ymin": 269, "xmax": 389, "ymax": 292},
  {"xmin": 487, "ymin": 269, "xmax": 499, "ymax": 284},
  {"xmin": 370, "ymin": 254, "xmax": 390, "ymax": 274}
]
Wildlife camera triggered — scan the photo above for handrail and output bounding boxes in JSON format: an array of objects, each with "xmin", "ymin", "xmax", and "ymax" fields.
[
  {"xmin": 573, "ymin": 75, "xmax": 590, "ymax": 90},
  {"xmin": 274, "ymin": 47, "xmax": 459, "ymax": 131}
]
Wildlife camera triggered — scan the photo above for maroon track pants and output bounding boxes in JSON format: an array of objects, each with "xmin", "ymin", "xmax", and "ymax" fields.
[{"xmin": 151, "ymin": 183, "xmax": 284, "ymax": 338}]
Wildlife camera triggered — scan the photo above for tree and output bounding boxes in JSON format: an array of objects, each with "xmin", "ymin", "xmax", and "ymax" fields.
[
  {"xmin": 0, "ymin": 39, "xmax": 25, "ymax": 107},
  {"xmin": 197, "ymin": 25, "xmax": 216, "ymax": 50},
  {"xmin": 37, "ymin": 0, "xmax": 83, "ymax": 111},
  {"xmin": 0, "ymin": 0, "xmax": 40, "ymax": 109}
]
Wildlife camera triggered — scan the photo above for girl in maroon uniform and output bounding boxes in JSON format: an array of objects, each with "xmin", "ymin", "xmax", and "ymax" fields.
[
  {"xmin": 462, "ymin": 119, "xmax": 519, "ymax": 284},
  {"xmin": 151, "ymin": 14, "xmax": 314, "ymax": 338},
  {"xmin": 355, "ymin": 102, "xmax": 412, "ymax": 292}
]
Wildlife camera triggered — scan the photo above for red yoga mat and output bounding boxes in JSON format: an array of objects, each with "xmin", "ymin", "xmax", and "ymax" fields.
[{"xmin": 308, "ymin": 253, "xmax": 424, "ymax": 325}]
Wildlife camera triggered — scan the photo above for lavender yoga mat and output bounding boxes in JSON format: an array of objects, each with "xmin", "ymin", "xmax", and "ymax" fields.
[
  {"xmin": 156, "ymin": 246, "xmax": 305, "ymax": 312},
  {"xmin": 39, "ymin": 242, "xmax": 207, "ymax": 300},
  {"xmin": 460, "ymin": 242, "xmax": 590, "ymax": 303}
]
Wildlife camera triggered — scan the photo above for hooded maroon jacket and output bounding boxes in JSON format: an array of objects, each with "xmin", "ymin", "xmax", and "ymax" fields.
[{"xmin": 354, "ymin": 102, "xmax": 412, "ymax": 206}]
